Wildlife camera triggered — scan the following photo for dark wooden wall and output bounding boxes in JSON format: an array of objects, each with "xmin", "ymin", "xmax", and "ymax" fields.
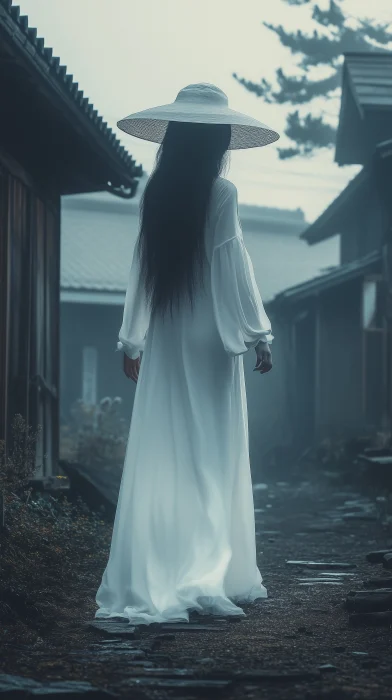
[
  {"xmin": 340, "ymin": 180, "xmax": 386, "ymax": 265},
  {"xmin": 0, "ymin": 153, "xmax": 60, "ymax": 476},
  {"xmin": 315, "ymin": 282, "xmax": 364, "ymax": 439}
]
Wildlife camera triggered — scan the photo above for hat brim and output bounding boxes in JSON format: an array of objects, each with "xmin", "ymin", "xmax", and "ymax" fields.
[{"xmin": 117, "ymin": 102, "xmax": 280, "ymax": 150}]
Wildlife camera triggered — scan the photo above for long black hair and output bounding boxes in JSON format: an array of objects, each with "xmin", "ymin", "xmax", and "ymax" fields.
[{"xmin": 136, "ymin": 121, "xmax": 231, "ymax": 319}]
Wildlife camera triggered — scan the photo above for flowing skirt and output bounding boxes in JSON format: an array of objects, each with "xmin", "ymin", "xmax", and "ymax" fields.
[{"xmin": 95, "ymin": 286, "xmax": 267, "ymax": 624}]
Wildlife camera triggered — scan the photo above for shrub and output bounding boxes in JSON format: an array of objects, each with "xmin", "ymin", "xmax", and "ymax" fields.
[
  {"xmin": 0, "ymin": 488, "xmax": 111, "ymax": 643},
  {"xmin": 60, "ymin": 397, "xmax": 129, "ymax": 467},
  {"xmin": 0, "ymin": 414, "xmax": 41, "ymax": 495}
]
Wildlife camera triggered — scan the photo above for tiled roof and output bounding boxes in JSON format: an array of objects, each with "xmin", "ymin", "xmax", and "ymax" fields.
[
  {"xmin": 336, "ymin": 52, "xmax": 392, "ymax": 165},
  {"xmin": 345, "ymin": 52, "xmax": 392, "ymax": 111},
  {"xmin": 61, "ymin": 193, "xmax": 140, "ymax": 292},
  {"xmin": 60, "ymin": 187, "xmax": 312, "ymax": 296},
  {"xmin": 269, "ymin": 250, "xmax": 381, "ymax": 308},
  {"xmin": 0, "ymin": 0, "xmax": 140, "ymax": 178}
]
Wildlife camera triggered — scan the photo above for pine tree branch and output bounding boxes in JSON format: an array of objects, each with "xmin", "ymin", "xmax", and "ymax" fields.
[
  {"xmin": 262, "ymin": 22, "xmax": 390, "ymax": 68},
  {"xmin": 234, "ymin": 0, "xmax": 392, "ymax": 157},
  {"xmin": 279, "ymin": 109, "xmax": 336, "ymax": 159},
  {"xmin": 275, "ymin": 67, "xmax": 342, "ymax": 103},
  {"xmin": 335, "ymin": 26, "xmax": 392, "ymax": 55},
  {"xmin": 278, "ymin": 146, "xmax": 303, "ymax": 159},
  {"xmin": 232, "ymin": 73, "xmax": 274, "ymax": 103},
  {"xmin": 233, "ymin": 68, "xmax": 341, "ymax": 105},
  {"xmin": 312, "ymin": 1, "xmax": 345, "ymax": 29},
  {"xmin": 263, "ymin": 22, "xmax": 343, "ymax": 65},
  {"xmin": 357, "ymin": 18, "xmax": 392, "ymax": 45}
]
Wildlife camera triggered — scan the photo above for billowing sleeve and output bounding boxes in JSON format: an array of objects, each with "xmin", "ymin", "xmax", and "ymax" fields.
[
  {"xmin": 117, "ymin": 240, "xmax": 151, "ymax": 360},
  {"xmin": 211, "ymin": 182, "xmax": 273, "ymax": 357}
]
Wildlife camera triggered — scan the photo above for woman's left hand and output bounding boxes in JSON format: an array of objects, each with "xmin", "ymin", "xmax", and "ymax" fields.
[{"xmin": 123, "ymin": 353, "xmax": 141, "ymax": 383}]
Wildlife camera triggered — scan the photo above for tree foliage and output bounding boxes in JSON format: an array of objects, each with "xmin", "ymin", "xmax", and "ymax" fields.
[{"xmin": 233, "ymin": 0, "xmax": 392, "ymax": 158}]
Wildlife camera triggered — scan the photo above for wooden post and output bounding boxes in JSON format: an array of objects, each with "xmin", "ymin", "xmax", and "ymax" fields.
[{"xmin": 374, "ymin": 141, "xmax": 392, "ymax": 431}]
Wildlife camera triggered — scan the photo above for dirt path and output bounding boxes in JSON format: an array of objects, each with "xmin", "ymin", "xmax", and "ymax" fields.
[{"xmin": 2, "ymin": 476, "xmax": 392, "ymax": 699}]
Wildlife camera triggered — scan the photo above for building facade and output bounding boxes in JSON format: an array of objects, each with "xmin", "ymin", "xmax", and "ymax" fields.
[
  {"xmin": 0, "ymin": 0, "xmax": 141, "ymax": 477},
  {"xmin": 265, "ymin": 52, "xmax": 392, "ymax": 460}
]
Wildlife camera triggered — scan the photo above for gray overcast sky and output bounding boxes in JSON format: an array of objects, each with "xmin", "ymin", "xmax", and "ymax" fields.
[{"xmin": 19, "ymin": 0, "xmax": 392, "ymax": 221}]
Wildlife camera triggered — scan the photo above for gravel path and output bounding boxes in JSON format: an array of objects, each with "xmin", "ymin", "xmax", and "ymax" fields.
[{"xmin": 2, "ymin": 475, "xmax": 392, "ymax": 699}]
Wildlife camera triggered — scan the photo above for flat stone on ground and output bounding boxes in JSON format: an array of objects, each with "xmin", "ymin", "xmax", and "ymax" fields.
[
  {"xmin": 286, "ymin": 561, "xmax": 357, "ymax": 570},
  {"xmin": 345, "ymin": 591, "xmax": 392, "ymax": 613},
  {"xmin": 158, "ymin": 623, "xmax": 229, "ymax": 632},
  {"xmin": 0, "ymin": 674, "xmax": 112, "ymax": 698},
  {"xmin": 298, "ymin": 581, "xmax": 343, "ymax": 586},
  {"xmin": 123, "ymin": 677, "xmax": 232, "ymax": 691},
  {"xmin": 366, "ymin": 550, "xmax": 392, "ymax": 563},
  {"xmin": 363, "ymin": 577, "xmax": 392, "ymax": 588},
  {"xmin": 349, "ymin": 611, "xmax": 392, "ymax": 627},
  {"xmin": 230, "ymin": 669, "xmax": 321, "ymax": 682},
  {"xmin": 87, "ymin": 620, "xmax": 141, "ymax": 638},
  {"xmin": 342, "ymin": 512, "xmax": 377, "ymax": 521}
]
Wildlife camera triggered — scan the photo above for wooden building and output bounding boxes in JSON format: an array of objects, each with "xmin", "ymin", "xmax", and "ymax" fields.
[
  {"xmin": 264, "ymin": 51, "xmax": 392, "ymax": 458},
  {"xmin": 0, "ymin": 0, "xmax": 141, "ymax": 476}
]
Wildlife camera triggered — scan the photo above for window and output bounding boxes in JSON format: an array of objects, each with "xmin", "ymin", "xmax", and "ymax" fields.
[
  {"xmin": 362, "ymin": 277, "xmax": 384, "ymax": 330},
  {"xmin": 82, "ymin": 346, "xmax": 98, "ymax": 405}
]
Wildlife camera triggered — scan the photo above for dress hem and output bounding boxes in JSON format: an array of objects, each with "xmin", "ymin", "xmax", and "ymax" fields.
[{"xmin": 95, "ymin": 584, "xmax": 268, "ymax": 625}]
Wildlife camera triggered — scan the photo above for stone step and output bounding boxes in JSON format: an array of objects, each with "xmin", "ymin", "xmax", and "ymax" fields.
[{"xmin": 349, "ymin": 611, "xmax": 392, "ymax": 627}]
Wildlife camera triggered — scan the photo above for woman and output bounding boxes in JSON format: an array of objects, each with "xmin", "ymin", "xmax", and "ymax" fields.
[{"xmin": 95, "ymin": 83, "xmax": 279, "ymax": 625}]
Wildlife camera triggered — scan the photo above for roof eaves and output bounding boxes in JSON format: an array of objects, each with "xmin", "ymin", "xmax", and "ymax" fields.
[
  {"xmin": 61, "ymin": 283, "xmax": 128, "ymax": 293},
  {"xmin": 1, "ymin": 0, "xmax": 142, "ymax": 182},
  {"xmin": 269, "ymin": 250, "xmax": 381, "ymax": 309},
  {"xmin": 301, "ymin": 167, "xmax": 368, "ymax": 245},
  {"xmin": 342, "ymin": 51, "xmax": 392, "ymax": 58},
  {"xmin": 343, "ymin": 56, "xmax": 365, "ymax": 120}
]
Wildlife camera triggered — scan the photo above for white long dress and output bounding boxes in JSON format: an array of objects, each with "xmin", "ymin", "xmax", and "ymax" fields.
[{"xmin": 95, "ymin": 177, "xmax": 273, "ymax": 624}]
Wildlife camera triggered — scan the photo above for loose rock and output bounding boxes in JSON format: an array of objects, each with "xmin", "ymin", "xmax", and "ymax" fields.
[
  {"xmin": 345, "ymin": 591, "xmax": 392, "ymax": 613},
  {"xmin": 366, "ymin": 550, "xmax": 392, "ymax": 563},
  {"xmin": 383, "ymin": 553, "xmax": 392, "ymax": 570}
]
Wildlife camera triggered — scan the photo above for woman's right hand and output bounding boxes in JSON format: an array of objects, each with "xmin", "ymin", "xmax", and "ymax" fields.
[
  {"xmin": 253, "ymin": 341, "xmax": 272, "ymax": 374},
  {"xmin": 123, "ymin": 352, "xmax": 141, "ymax": 383}
]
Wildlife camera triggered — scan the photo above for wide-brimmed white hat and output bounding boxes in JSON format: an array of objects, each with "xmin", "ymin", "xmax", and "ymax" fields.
[{"xmin": 117, "ymin": 83, "xmax": 280, "ymax": 150}]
